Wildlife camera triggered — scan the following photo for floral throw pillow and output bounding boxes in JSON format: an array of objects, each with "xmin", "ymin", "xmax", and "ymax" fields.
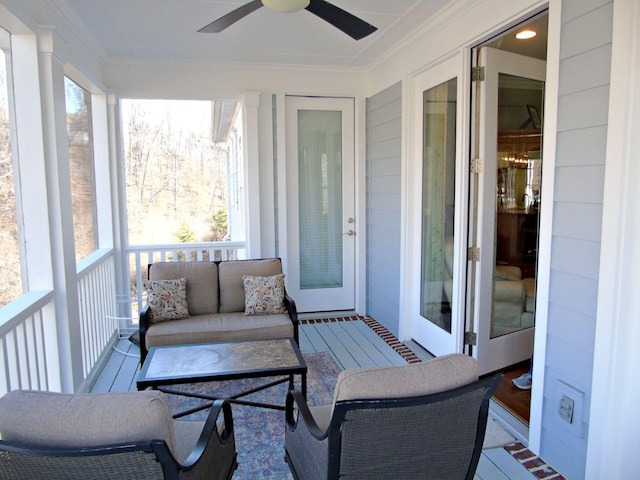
[
  {"xmin": 242, "ymin": 274, "xmax": 286, "ymax": 315},
  {"xmin": 143, "ymin": 278, "xmax": 190, "ymax": 322}
]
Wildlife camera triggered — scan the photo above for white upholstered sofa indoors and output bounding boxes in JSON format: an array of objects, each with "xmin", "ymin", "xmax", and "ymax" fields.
[
  {"xmin": 443, "ymin": 238, "xmax": 535, "ymax": 336},
  {"xmin": 139, "ymin": 258, "xmax": 299, "ymax": 364}
]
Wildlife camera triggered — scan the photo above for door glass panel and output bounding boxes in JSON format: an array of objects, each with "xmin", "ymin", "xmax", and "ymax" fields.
[
  {"xmin": 420, "ymin": 78, "xmax": 457, "ymax": 333},
  {"xmin": 297, "ymin": 110, "xmax": 343, "ymax": 289},
  {"xmin": 493, "ymin": 73, "xmax": 543, "ymax": 338}
]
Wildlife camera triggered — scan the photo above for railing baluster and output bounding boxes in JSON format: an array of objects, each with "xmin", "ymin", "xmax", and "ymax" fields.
[
  {"xmin": 6, "ymin": 332, "xmax": 18, "ymax": 390},
  {"xmin": 0, "ymin": 340, "xmax": 9, "ymax": 396},
  {"xmin": 24, "ymin": 317, "xmax": 36, "ymax": 389},
  {"xmin": 33, "ymin": 311, "xmax": 45, "ymax": 390}
]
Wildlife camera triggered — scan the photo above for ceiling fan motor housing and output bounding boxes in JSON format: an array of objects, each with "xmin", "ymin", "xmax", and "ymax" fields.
[{"xmin": 261, "ymin": 0, "xmax": 310, "ymax": 13}]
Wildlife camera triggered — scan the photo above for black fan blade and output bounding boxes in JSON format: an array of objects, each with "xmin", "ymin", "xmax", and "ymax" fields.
[
  {"xmin": 198, "ymin": 0, "xmax": 263, "ymax": 33},
  {"xmin": 305, "ymin": 0, "xmax": 377, "ymax": 40}
]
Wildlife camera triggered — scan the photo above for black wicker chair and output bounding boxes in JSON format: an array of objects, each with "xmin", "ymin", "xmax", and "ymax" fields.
[
  {"xmin": 284, "ymin": 354, "xmax": 502, "ymax": 480},
  {"xmin": 0, "ymin": 390, "xmax": 237, "ymax": 480}
]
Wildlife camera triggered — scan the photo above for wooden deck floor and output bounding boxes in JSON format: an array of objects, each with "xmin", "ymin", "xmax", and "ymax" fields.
[{"xmin": 92, "ymin": 318, "xmax": 538, "ymax": 480}]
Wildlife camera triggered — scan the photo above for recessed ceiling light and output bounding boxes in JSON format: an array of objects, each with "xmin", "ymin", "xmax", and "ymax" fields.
[{"xmin": 515, "ymin": 30, "xmax": 537, "ymax": 40}]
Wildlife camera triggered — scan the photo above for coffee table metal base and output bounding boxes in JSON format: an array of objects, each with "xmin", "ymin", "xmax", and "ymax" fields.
[
  {"xmin": 136, "ymin": 339, "xmax": 307, "ymax": 418},
  {"xmin": 160, "ymin": 374, "xmax": 304, "ymax": 418}
]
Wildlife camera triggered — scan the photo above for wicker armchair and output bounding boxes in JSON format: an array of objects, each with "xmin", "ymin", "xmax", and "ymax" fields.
[
  {"xmin": 284, "ymin": 354, "xmax": 502, "ymax": 480},
  {"xmin": 0, "ymin": 390, "xmax": 237, "ymax": 480}
]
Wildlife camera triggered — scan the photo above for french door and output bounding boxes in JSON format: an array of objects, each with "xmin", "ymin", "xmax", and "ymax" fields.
[
  {"xmin": 284, "ymin": 96, "xmax": 355, "ymax": 313},
  {"xmin": 411, "ymin": 58, "xmax": 466, "ymax": 357},
  {"xmin": 470, "ymin": 47, "xmax": 546, "ymax": 374}
]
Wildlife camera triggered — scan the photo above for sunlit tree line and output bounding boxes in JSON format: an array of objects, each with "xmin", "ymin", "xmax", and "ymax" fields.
[{"xmin": 123, "ymin": 100, "xmax": 229, "ymax": 246}]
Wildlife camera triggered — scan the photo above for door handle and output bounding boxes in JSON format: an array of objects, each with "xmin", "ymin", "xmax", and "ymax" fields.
[{"xmin": 344, "ymin": 230, "xmax": 355, "ymax": 236}]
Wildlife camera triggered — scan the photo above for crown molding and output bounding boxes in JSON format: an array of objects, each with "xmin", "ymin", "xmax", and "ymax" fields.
[
  {"xmin": 106, "ymin": 54, "xmax": 371, "ymax": 76},
  {"xmin": 364, "ymin": 0, "xmax": 482, "ymax": 76},
  {"xmin": 43, "ymin": 0, "xmax": 109, "ymax": 65}
]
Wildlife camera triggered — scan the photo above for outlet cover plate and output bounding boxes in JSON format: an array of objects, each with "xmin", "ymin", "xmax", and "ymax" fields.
[
  {"xmin": 555, "ymin": 380, "xmax": 585, "ymax": 438},
  {"xmin": 559, "ymin": 394, "xmax": 574, "ymax": 423}
]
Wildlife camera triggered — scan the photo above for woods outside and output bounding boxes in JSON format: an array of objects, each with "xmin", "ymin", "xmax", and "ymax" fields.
[
  {"xmin": 122, "ymin": 99, "xmax": 234, "ymax": 246},
  {"xmin": 0, "ymin": 51, "xmax": 20, "ymax": 308},
  {"xmin": 0, "ymin": 91, "xmax": 239, "ymax": 307}
]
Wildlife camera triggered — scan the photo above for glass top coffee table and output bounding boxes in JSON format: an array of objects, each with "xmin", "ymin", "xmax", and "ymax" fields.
[{"xmin": 137, "ymin": 338, "xmax": 307, "ymax": 416}]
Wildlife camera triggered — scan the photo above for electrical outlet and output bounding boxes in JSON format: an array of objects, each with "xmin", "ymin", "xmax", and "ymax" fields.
[
  {"xmin": 555, "ymin": 380, "xmax": 585, "ymax": 438},
  {"xmin": 559, "ymin": 395, "xmax": 574, "ymax": 423}
]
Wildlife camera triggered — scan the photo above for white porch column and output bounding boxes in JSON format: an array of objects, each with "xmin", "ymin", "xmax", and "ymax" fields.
[
  {"xmin": 242, "ymin": 91, "xmax": 262, "ymax": 258},
  {"xmin": 5, "ymin": 20, "xmax": 61, "ymax": 391},
  {"xmin": 37, "ymin": 27, "xmax": 84, "ymax": 392},
  {"xmin": 107, "ymin": 91, "xmax": 133, "ymax": 323}
]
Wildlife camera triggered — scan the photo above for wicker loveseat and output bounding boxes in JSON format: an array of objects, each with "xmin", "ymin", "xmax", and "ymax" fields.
[{"xmin": 139, "ymin": 258, "xmax": 299, "ymax": 364}]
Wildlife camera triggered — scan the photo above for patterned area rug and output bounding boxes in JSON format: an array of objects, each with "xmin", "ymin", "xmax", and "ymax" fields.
[{"xmin": 166, "ymin": 352, "xmax": 340, "ymax": 479}]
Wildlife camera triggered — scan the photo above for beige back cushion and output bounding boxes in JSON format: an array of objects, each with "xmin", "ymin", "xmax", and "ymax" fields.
[
  {"xmin": 218, "ymin": 259, "xmax": 283, "ymax": 313},
  {"xmin": 0, "ymin": 390, "xmax": 177, "ymax": 455},
  {"xmin": 333, "ymin": 353, "xmax": 479, "ymax": 403},
  {"xmin": 150, "ymin": 261, "xmax": 219, "ymax": 315}
]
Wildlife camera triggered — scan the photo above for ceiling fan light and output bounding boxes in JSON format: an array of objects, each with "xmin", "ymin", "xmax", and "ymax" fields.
[{"xmin": 261, "ymin": 0, "xmax": 310, "ymax": 13}]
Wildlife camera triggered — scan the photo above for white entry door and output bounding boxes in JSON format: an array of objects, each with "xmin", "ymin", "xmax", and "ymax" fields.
[
  {"xmin": 471, "ymin": 47, "xmax": 546, "ymax": 374},
  {"xmin": 285, "ymin": 96, "xmax": 355, "ymax": 313}
]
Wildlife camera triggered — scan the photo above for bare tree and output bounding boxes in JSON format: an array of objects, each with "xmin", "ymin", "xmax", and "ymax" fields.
[
  {"xmin": 0, "ymin": 61, "xmax": 22, "ymax": 307},
  {"xmin": 123, "ymin": 100, "xmax": 229, "ymax": 245}
]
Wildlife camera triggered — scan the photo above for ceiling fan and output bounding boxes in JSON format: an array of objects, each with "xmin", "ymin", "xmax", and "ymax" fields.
[{"xmin": 198, "ymin": 0, "xmax": 377, "ymax": 40}]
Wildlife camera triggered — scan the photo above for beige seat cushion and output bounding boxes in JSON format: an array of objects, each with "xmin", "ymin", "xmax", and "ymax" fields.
[
  {"xmin": 333, "ymin": 353, "xmax": 479, "ymax": 403},
  {"xmin": 0, "ymin": 390, "xmax": 177, "ymax": 456},
  {"xmin": 145, "ymin": 312, "xmax": 294, "ymax": 348},
  {"xmin": 150, "ymin": 262, "xmax": 219, "ymax": 315},
  {"xmin": 218, "ymin": 259, "xmax": 283, "ymax": 313}
]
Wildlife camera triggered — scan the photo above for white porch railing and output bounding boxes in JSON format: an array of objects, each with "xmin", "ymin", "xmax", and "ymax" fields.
[
  {"xmin": 77, "ymin": 250, "xmax": 118, "ymax": 379},
  {"xmin": 0, "ymin": 291, "xmax": 59, "ymax": 396},
  {"xmin": 0, "ymin": 243, "xmax": 247, "ymax": 395},
  {"xmin": 127, "ymin": 241, "xmax": 247, "ymax": 321},
  {"xmin": 0, "ymin": 250, "xmax": 119, "ymax": 394}
]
